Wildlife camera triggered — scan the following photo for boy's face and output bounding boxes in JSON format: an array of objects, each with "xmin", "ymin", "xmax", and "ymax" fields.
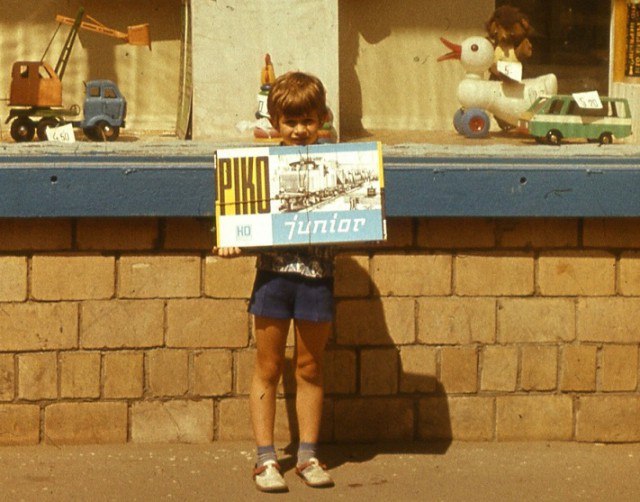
[{"xmin": 275, "ymin": 111, "xmax": 323, "ymax": 146}]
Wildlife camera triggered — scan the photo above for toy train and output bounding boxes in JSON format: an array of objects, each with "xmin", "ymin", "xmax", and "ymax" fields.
[{"xmin": 277, "ymin": 158, "xmax": 373, "ymax": 211}]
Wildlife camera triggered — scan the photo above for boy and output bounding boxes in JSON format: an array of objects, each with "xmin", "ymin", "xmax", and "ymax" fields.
[{"xmin": 217, "ymin": 71, "xmax": 335, "ymax": 492}]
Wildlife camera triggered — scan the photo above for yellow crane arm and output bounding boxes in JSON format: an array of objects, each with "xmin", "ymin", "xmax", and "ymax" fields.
[{"xmin": 55, "ymin": 13, "xmax": 151, "ymax": 49}]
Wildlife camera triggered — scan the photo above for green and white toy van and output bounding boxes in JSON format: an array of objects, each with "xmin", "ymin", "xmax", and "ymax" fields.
[{"xmin": 518, "ymin": 95, "xmax": 632, "ymax": 145}]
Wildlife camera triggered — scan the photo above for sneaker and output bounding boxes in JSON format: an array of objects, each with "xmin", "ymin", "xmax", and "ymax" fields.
[
  {"xmin": 295, "ymin": 458, "xmax": 334, "ymax": 488},
  {"xmin": 253, "ymin": 460, "xmax": 288, "ymax": 493}
]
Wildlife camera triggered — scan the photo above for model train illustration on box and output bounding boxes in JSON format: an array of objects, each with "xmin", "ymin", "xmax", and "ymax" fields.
[
  {"xmin": 276, "ymin": 156, "xmax": 378, "ymax": 212},
  {"xmin": 215, "ymin": 142, "xmax": 385, "ymax": 248}
]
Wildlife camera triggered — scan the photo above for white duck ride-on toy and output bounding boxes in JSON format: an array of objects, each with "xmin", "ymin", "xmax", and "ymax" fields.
[{"xmin": 438, "ymin": 36, "xmax": 557, "ymax": 138}]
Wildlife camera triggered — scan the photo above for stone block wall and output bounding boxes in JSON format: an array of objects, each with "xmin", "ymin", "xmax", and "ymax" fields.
[{"xmin": 1, "ymin": 217, "xmax": 639, "ymax": 445}]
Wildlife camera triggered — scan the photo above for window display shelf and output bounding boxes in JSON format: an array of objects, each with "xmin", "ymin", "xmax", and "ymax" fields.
[{"xmin": 0, "ymin": 143, "xmax": 639, "ymax": 218}]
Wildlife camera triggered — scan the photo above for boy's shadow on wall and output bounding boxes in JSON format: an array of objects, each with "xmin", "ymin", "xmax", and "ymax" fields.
[{"xmin": 279, "ymin": 255, "xmax": 452, "ymax": 471}]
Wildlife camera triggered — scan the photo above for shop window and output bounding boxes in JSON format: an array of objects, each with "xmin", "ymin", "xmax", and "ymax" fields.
[{"xmin": 496, "ymin": 0, "xmax": 611, "ymax": 94}]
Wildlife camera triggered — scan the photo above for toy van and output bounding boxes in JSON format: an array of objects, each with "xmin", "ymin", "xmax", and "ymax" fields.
[{"xmin": 518, "ymin": 95, "xmax": 632, "ymax": 145}]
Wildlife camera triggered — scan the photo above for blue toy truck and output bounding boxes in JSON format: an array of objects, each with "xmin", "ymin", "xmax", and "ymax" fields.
[{"xmin": 79, "ymin": 79, "xmax": 126, "ymax": 141}]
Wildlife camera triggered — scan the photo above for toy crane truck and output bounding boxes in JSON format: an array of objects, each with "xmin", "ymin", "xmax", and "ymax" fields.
[{"xmin": 5, "ymin": 7, "xmax": 150, "ymax": 142}]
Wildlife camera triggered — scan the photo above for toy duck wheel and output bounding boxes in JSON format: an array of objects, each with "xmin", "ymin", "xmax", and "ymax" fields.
[{"xmin": 460, "ymin": 108, "xmax": 490, "ymax": 138}]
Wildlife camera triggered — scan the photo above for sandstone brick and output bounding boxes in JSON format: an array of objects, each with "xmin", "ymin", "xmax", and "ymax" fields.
[
  {"xmin": 334, "ymin": 254, "xmax": 370, "ymax": 298},
  {"xmin": 600, "ymin": 345, "xmax": 638, "ymax": 392},
  {"xmin": 192, "ymin": 350, "xmax": 233, "ymax": 396},
  {"xmin": 520, "ymin": 345, "xmax": 558, "ymax": 391},
  {"xmin": 45, "ymin": 402, "xmax": 127, "ymax": 444},
  {"xmin": 204, "ymin": 255, "xmax": 256, "ymax": 298},
  {"xmin": 77, "ymin": 218, "xmax": 159, "ymax": 250},
  {"xmin": 498, "ymin": 298, "xmax": 575, "ymax": 343},
  {"xmin": 32, "ymin": 255, "xmax": 115, "ymax": 300},
  {"xmin": 440, "ymin": 347, "xmax": 478, "ymax": 394},
  {"xmin": 334, "ymin": 398, "xmax": 413, "ymax": 442},
  {"xmin": 583, "ymin": 218, "xmax": 640, "ymax": 248},
  {"xmin": 0, "ymin": 355, "xmax": 15, "ymax": 401},
  {"xmin": 538, "ymin": 251, "xmax": 615, "ymax": 296},
  {"xmin": 0, "ymin": 404, "xmax": 40, "ymax": 445},
  {"xmin": 374, "ymin": 217, "xmax": 414, "ymax": 248},
  {"xmin": 577, "ymin": 298, "xmax": 640, "ymax": 342},
  {"xmin": 103, "ymin": 352, "xmax": 144, "ymax": 399},
  {"xmin": 417, "ymin": 396, "xmax": 451, "ymax": 440},
  {"xmin": 371, "ymin": 253, "xmax": 451, "ymax": 296},
  {"xmin": 18, "ymin": 353, "xmax": 57, "ymax": 401},
  {"xmin": 164, "ymin": 218, "xmax": 215, "ymax": 250},
  {"xmin": 419, "ymin": 396, "xmax": 494, "ymax": 440},
  {"xmin": 456, "ymin": 252, "xmax": 534, "ymax": 296},
  {"xmin": 336, "ymin": 298, "xmax": 415, "ymax": 346},
  {"xmin": 418, "ymin": 298, "xmax": 496, "ymax": 345},
  {"xmin": 495, "ymin": 218, "xmax": 579, "ymax": 248},
  {"xmin": 217, "ymin": 398, "xmax": 258, "ymax": 441},
  {"xmin": 619, "ymin": 252, "xmax": 640, "ymax": 296},
  {"xmin": 448, "ymin": 396, "xmax": 495, "ymax": 441},
  {"xmin": 0, "ymin": 256, "xmax": 27, "ymax": 301},
  {"xmin": 81, "ymin": 300, "xmax": 164, "ymax": 349},
  {"xmin": 560, "ymin": 345, "xmax": 597, "ymax": 391},
  {"xmin": 166, "ymin": 299, "xmax": 249, "ymax": 348},
  {"xmin": 0, "ymin": 219, "xmax": 71, "ymax": 251},
  {"xmin": 324, "ymin": 349, "xmax": 357, "ymax": 395},
  {"xmin": 147, "ymin": 350, "xmax": 189, "ymax": 397},
  {"xmin": 576, "ymin": 396, "xmax": 640, "ymax": 442},
  {"xmin": 0, "ymin": 303, "xmax": 78, "ymax": 352},
  {"xmin": 496, "ymin": 396, "xmax": 573, "ymax": 440},
  {"xmin": 131, "ymin": 400, "xmax": 213, "ymax": 443},
  {"xmin": 481, "ymin": 346, "xmax": 518, "ymax": 392},
  {"xmin": 399, "ymin": 346, "xmax": 437, "ymax": 393},
  {"xmin": 234, "ymin": 349, "xmax": 255, "ymax": 395},
  {"xmin": 59, "ymin": 352, "xmax": 100, "ymax": 399},
  {"xmin": 360, "ymin": 348, "xmax": 398, "ymax": 395},
  {"xmin": 118, "ymin": 255, "xmax": 200, "ymax": 298},
  {"xmin": 417, "ymin": 218, "xmax": 495, "ymax": 249}
]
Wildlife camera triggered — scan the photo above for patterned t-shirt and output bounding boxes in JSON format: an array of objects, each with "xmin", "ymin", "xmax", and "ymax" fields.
[{"xmin": 256, "ymin": 247, "xmax": 334, "ymax": 279}]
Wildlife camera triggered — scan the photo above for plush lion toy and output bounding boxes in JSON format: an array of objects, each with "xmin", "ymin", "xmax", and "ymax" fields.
[{"xmin": 486, "ymin": 5, "xmax": 534, "ymax": 66}]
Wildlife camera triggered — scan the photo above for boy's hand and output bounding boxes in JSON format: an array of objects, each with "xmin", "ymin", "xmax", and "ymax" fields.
[{"xmin": 213, "ymin": 247, "xmax": 242, "ymax": 257}]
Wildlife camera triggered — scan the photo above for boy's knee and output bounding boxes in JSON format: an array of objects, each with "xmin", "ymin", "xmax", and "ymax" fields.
[
  {"xmin": 295, "ymin": 358, "xmax": 322, "ymax": 384},
  {"xmin": 255, "ymin": 358, "xmax": 284, "ymax": 384}
]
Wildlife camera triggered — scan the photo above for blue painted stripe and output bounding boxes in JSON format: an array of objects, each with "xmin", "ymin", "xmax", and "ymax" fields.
[{"xmin": 0, "ymin": 151, "xmax": 639, "ymax": 217}]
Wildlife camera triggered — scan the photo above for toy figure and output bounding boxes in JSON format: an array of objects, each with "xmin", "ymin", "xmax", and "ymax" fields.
[
  {"xmin": 256, "ymin": 53, "xmax": 276, "ymax": 120},
  {"xmin": 438, "ymin": 36, "xmax": 557, "ymax": 138},
  {"xmin": 485, "ymin": 5, "xmax": 534, "ymax": 79}
]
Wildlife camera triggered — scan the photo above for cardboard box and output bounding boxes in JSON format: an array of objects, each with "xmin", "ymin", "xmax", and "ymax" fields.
[{"xmin": 215, "ymin": 142, "xmax": 386, "ymax": 247}]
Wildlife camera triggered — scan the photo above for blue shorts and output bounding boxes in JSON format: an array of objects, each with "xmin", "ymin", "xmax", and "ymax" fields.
[{"xmin": 249, "ymin": 270, "xmax": 334, "ymax": 322}]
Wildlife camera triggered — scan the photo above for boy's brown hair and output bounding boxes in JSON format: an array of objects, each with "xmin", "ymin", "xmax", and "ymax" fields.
[{"xmin": 267, "ymin": 71, "xmax": 328, "ymax": 126}]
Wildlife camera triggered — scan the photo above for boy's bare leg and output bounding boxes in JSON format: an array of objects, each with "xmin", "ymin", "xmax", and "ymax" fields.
[
  {"xmin": 294, "ymin": 319, "xmax": 332, "ymax": 444},
  {"xmin": 250, "ymin": 316, "xmax": 290, "ymax": 447}
]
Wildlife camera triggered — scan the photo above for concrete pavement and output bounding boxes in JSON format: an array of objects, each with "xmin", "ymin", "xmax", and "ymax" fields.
[{"xmin": 1, "ymin": 441, "xmax": 639, "ymax": 501}]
